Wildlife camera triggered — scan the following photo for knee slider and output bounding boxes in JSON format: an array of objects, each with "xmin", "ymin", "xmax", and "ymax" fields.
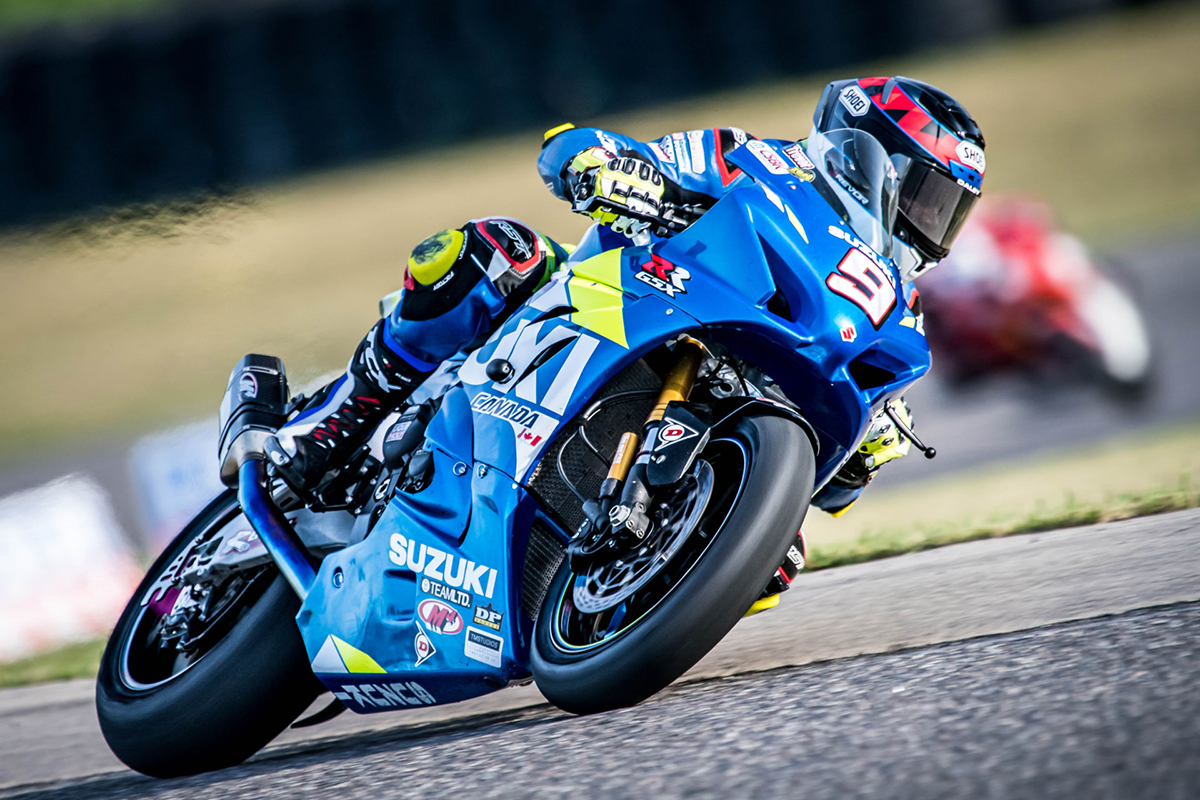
[{"xmin": 407, "ymin": 228, "xmax": 466, "ymax": 287}]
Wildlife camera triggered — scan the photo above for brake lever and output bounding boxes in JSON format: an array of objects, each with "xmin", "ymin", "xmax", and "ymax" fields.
[
  {"xmin": 885, "ymin": 404, "xmax": 937, "ymax": 459},
  {"xmin": 654, "ymin": 203, "xmax": 705, "ymax": 236}
]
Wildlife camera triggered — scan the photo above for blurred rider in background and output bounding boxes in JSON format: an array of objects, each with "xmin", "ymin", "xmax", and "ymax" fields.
[{"xmin": 265, "ymin": 76, "xmax": 986, "ymax": 528}]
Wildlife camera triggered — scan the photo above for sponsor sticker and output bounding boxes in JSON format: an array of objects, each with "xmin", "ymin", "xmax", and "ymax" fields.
[
  {"xmin": 471, "ymin": 392, "xmax": 545, "ymax": 447},
  {"xmin": 635, "ymin": 253, "xmax": 690, "ymax": 298},
  {"xmin": 331, "ymin": 680, "xmax": 436, "ymax": 710},
  {"xmin": 840, "ymin": 322, "xmax": 858, "ymax": 343},
  {"xmin": 658, "ymin": 418, "xmax": 699, "ymax": 446},
  {"xmin": 420, "ymin": 576, "xmax": 474, "ymax": 609},
  {"xmin": 384, "ymin": 420, "xmax": 412, "ymax": 443},
  {"xmin": 746, "ymin": 140, "xmax": 789, "ymax": 175},
  {"xmin": 686, "ymin": 130, "xmax": 707, "ymax": 175},
  {"xmin": 672, "ymin": 132, "xmax": 691, "ymax": 173},
  {"xmin": 955, "ymin": 140, "xmax": 986, "ymax": 174},
  {"xmin": 473, "ymin": 602, "xmax": 504, "ymax": 631},
  {"xmin": 464, "ymin": 626, "xmax": 503, "ymax": 668},
  {"xmin": 839, "ymin": 84, "xmax": 870, "ymax": 117},
  {"xmin": 391, "ymin": 533, "xmax": 499, "ymax": 599},
  {"xmin": 418, "ymin": 598, "xmax": 465, "ymax": 635},
  {"xmin": 782, "ymin": 142, "xmax": 815, "ymax": 170},
  {"xmin": 649, "ymin": 137, "xmax": 675, "ymax": 164},
  {"xmin": 414, "ymin": 620, "xmax": 436, "ymax": 666}
]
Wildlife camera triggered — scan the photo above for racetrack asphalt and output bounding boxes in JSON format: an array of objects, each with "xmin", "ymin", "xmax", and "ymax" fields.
[{"xmin": 3, "ymin": 508, "xmax": 1198, "ymax": 798}]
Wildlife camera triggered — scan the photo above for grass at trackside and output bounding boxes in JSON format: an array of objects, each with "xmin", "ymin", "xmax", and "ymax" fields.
[
  {"xmin": 5, "ymin": 420, "xmax": 1199, "ymax": 690},
  {"xmin": 803, "ymin": 420, "xmax": 1200, "ymax": 570},
  {"xmin": 0, "ymin": 3, "xmax": 1198, "ymax": 465},
  {"xmin": 0, "ymin": 637, "xmax": 105, "ymax": 689},
  {"xmin": 805, "ymin": 475, "xmax": 1200, "ymax": 571}
]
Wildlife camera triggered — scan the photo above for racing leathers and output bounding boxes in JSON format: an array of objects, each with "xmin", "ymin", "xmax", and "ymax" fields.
[{"xmin": 264, "ymin": 124, "xmax": 912, "ymax": 514}]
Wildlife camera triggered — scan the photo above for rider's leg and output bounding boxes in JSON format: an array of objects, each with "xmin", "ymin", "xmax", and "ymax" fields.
[{"xmin": 265, "ymin": 218, "xmax": 567, "ymax": 498}]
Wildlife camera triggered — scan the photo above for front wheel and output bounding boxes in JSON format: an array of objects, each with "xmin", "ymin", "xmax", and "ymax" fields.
[
  {"xmin": 96, "ymin": 490, "xmax": 323, "ymax": 777},
  {"xmin": 532, "ymin": 412, "xmax": 815, "ymax": 714}
]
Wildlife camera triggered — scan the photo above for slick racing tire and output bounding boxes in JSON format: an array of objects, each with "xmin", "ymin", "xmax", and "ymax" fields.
[
  {"xmin": 532, "ymin": 412, "xmax": 814, "ymax": 715},
  {"xmin": 96, "ymin": 491, "xmax": 323, "ymax": 778}
]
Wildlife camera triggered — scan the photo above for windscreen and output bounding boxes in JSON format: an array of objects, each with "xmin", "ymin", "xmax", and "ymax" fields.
[{"xmin": 804, "ymin": 128, "xmax": 899, "ymax": 258}]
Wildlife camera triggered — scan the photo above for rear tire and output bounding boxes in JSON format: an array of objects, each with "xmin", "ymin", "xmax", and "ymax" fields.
[
  {"xmin": 96, "ymin": 491, "xmax": 323, "ymax": 777},
  {"xmin": 532, "ymin": 412, "xmax": 814, "ymax": 714}
]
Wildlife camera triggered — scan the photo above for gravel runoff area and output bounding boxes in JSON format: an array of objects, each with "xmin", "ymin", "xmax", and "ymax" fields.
[{"xmin": 9, "ymin": 601, "xmax": 1199, "ymax": 800}]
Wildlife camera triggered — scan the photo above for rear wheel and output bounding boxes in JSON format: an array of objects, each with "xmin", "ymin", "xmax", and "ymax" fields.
[
  {"xmin": 96, "ymin": 491, "xmax": 322, "ymax": 777},
  {"xmin": 532, "ymin": 412, "xmax": 814, "ymax": 714}
]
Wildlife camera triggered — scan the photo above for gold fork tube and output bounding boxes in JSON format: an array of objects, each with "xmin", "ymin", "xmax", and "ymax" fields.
[
  {"xmin": 605, "ymin": 431, "xmax": 640, "ymax": 482},
  {"xmin": 603, "ymin": 337, "xmax": 706, "ymax": 486},
  {"xmin": 647, "ymin": 337, "xmax": 705, "ymax": 424}
]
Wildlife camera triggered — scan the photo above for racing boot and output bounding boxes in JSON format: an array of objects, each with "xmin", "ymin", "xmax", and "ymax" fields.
[
  {"xmin": 264, "ymin": 319, "xmax": 434, "ymax": 502},
  {"xmin": 745, "ymin": 529, "xmax": 807, "ymax": 617},
  {"xmin": 812, "ymin": 397, "xmax": 914, "ymax": 517}
]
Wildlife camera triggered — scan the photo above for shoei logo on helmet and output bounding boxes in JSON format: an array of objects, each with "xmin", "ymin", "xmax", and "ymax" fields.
[
  {"xmin": 839, "ymin": 85, "xmax": 870, "ymax": 117},
  {"xmin": 955, "ymin": 141, "xmax": 986, "ymax": 175}
]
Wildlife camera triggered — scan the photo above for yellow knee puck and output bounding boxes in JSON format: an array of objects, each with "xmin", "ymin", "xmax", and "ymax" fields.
[{"xmin": 408, "ymin": 229, "xmax": 465, "ymax": 286}]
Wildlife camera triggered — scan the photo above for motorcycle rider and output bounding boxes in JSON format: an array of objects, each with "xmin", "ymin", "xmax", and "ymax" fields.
[{"xmin": 264, "ymin": 76, "xmax": 985, "ymax": 528}]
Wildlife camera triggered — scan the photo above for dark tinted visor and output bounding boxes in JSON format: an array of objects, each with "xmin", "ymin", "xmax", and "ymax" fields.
[{"xmin": 897, "ymin": 162, "xmax": 978, "ymax": 253}]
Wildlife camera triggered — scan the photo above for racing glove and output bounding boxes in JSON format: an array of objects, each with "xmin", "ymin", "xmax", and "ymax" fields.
[
  {"xmin": 566, "ymin": 149, "xmax": 700, "ymax": 237},
  {"xmin": 817, "ymin": 397, "xmax": 913, "ymax": 515}
]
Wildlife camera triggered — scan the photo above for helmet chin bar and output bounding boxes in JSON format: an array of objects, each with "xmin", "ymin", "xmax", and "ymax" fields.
[{"xmin": 893, "ymin": 234, "xmax": 937, "ymax": 283}]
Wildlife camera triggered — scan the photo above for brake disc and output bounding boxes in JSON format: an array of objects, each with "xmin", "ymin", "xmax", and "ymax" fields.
[{"xmin": 572, "ymin": 459, "xmax": 714, "ymax": 614}]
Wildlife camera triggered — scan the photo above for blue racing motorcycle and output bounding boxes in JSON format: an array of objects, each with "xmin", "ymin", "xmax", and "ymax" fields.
[{"xmin": 96, "ymin": 130, "xmax": 931, "ymax": 776}]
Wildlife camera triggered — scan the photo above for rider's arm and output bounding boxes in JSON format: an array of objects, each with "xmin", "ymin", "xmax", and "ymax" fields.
[{"xmin": 538, "ymin": 124, "xmax": 756, "ymax": 209}]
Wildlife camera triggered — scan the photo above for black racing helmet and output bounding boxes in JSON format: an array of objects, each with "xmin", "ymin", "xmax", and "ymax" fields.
[{"xmin": 813, "ymin": 76, "xmax": 986, "ymax": 266}]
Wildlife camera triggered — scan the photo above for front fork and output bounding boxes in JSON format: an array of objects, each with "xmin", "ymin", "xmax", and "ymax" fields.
[{"xmin": 575, "ymin": 338, "xmax": 706, "ymax": 555}]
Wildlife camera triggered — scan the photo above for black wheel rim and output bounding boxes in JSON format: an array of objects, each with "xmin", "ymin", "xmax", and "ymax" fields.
[
  {"xmin": 118, "ymin": 498, "xmax": 273, "ymax": 692},
  {"xmin": 549, "ymin": 436, "xmax": 750, "ymax": 654}
]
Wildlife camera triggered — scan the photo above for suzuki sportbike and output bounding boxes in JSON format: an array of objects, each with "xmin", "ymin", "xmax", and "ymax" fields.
[{"xmin": 96, "ymin": 130, "xmax": 932, "ymax": 777}]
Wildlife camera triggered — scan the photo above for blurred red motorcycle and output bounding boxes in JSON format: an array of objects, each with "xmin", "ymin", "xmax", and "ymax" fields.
[{"xmin": 919, "ymin": 195, "xmax": 1155, "ymax": 402}]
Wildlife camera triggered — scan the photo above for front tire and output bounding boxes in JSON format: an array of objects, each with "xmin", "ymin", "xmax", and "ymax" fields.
[
  {"xmin": 96, "ymin": 491, "xmax": 323, "ymax": 777},
  {"xmin": 532, "ymin": 412, "xmax": 815, "ymax": 714}
]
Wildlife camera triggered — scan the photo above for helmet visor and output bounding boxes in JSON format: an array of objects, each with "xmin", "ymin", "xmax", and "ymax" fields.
[{"xmin": 897, "ymin": 162, "xmax": 978, "ymax": 258}]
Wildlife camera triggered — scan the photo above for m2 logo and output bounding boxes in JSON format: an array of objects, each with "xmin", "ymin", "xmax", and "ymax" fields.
[
  {"xmin": 825, "ymin": 248, "xmax": 896, "ymax": 328},
  {"xmin": 635, "ymin": 253, "xmax": 690, "ymax": 298},
  {"xmin": 417, "ymin": 598, "xmax": 464, "ymax": 635}
]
